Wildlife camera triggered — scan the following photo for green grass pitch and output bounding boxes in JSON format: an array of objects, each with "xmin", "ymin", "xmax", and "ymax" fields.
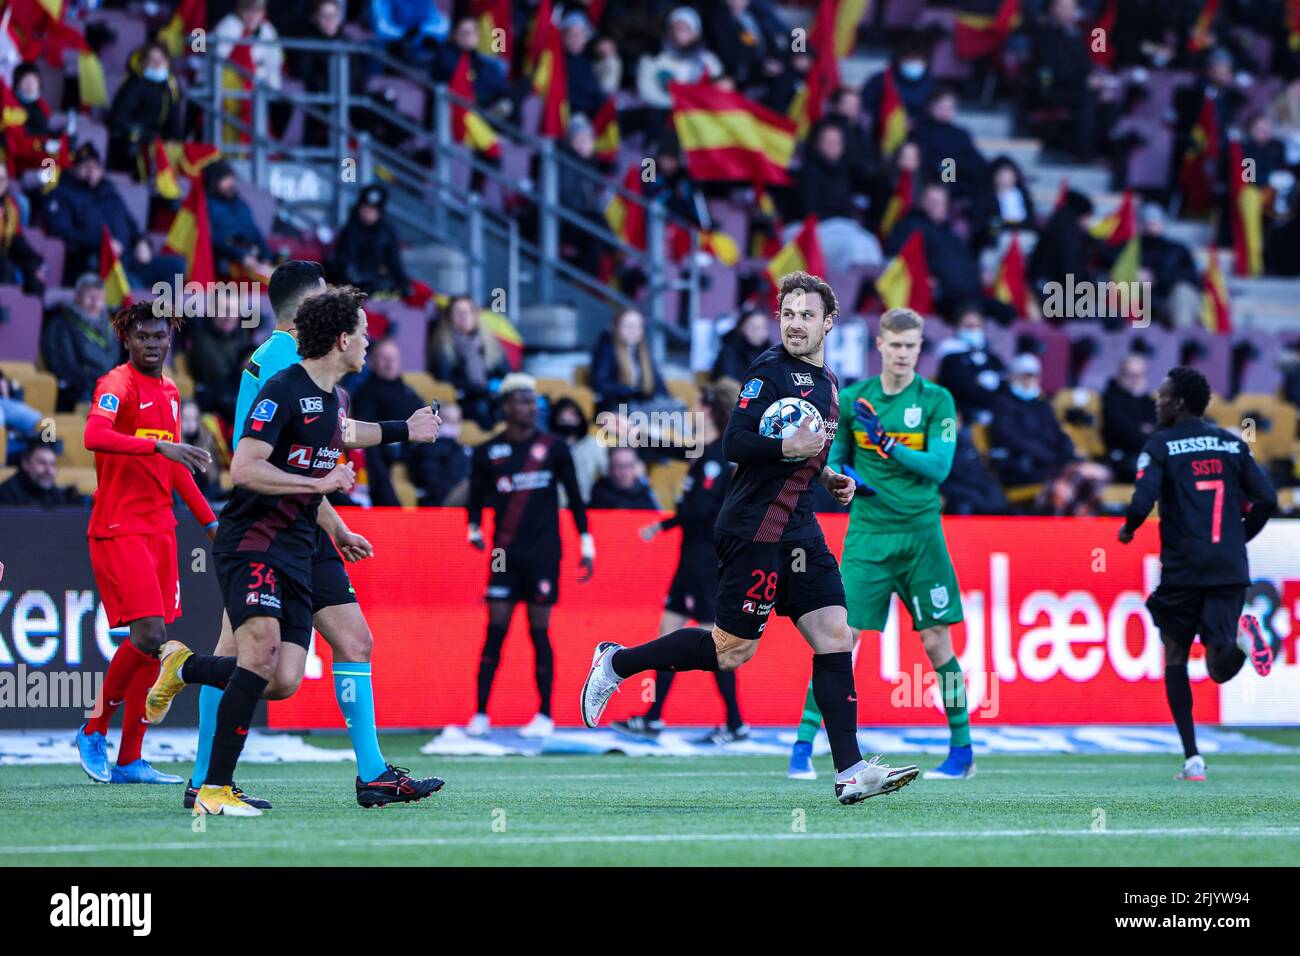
[{"xmin": 3, "ymin": 730, "xmax": 1298, "ymax": 866}]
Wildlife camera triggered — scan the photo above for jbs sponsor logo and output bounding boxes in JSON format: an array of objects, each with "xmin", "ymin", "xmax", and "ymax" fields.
[
  {"xmin": 791, "ymin": 372, "xmax": 814, "ymax": 387},
  {"xmin": 299, "ymin": 396, "xmax": 324, "ymax": 414},
  {"xmin": 50, "ymin": 886, "xmax": 151, "ymax": 936}
]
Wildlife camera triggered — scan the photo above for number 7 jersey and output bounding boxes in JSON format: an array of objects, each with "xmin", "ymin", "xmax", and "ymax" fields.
[{"xmin": 1124, "ymin": 417, "xmax": 1276, "ymax": 588}]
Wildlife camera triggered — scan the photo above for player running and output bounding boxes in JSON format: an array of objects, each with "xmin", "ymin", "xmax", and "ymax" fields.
[
  {"xmin": 152, "ymin": 286, "xmax": 444, "ymax": 816},
  {"xmin": 463, "ymin": 373, "xmax": 594, "ymax": 738},
  {"xmin": 74, "ymin": 302, "xmax": 217, "ymax": 786},
  {"xmin": 788, "ymin": 307, "xmax": 974, "ymax": 781},
  {"xmin": 148, "ymin": 264, "xmax": 442, "ymax": 811},
  {"xmin": 1118, "ymin": 366, "xmax": 1276, "ymax": 782},
  {"xmin": 614, "ymin": 381, "xmax": 750, "ymax": 744},
  {"xmin": 580, "ymin": 272, "xmax": 920, "ymax": 804}
]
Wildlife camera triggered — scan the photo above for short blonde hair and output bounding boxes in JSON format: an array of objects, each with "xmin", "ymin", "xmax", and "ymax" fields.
[{"xmin": 879, "ymin": 308, "xmax": 924, "ymax": 336}]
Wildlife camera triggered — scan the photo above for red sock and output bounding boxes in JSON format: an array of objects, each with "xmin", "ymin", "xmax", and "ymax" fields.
[
  {"xmin": 116, "ymin": 655, "xmax": 160, "ymax": 766},
  {"xmin": 84, "ymin": 640, "xmax": 153, "ymax": 737}
]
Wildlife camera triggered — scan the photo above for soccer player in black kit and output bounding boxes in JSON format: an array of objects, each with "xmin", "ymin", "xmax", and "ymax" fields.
[
  {"xmin": 581, "ymin": 272, "xmax": 920, "ymax": 804},
  {"xmin": 465, "ymin": 373, "xmax": 594, "ymax": 738},
  {"xmin": 614, "ymin": 380, "xmax": 750, "ymax": 743},
  {"xmin": 179, "ymin": 287, "xmax": 446, "ymax": 815},
  {"xmin": 1118, "ymin": 366, "xmax": 1277, "ymax": 782}
]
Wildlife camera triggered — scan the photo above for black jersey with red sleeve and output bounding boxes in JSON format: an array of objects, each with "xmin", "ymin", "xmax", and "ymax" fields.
[
  {"xmin": 1123, "ymin": 418, "xmax": 1276, "ymax": 588},
  {"xmin": 714, "ymin": 345, "xmax": 841, "ymax": 543},
  {"xmin": 215, "ymin": 364, "xmax": 349, "ymax": 586},
  {"xmin": 660, "ymin": 438, "xmax": 733, "ymax": 550},
  {"xmin": 468, "ymin": 430, "xmax": 588, "ymax": 555}
]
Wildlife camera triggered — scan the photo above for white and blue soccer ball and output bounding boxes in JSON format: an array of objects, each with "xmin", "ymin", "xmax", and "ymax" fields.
[{"xmin": 759, "ymin": 398, "xmax": 824, "ymax": 461}]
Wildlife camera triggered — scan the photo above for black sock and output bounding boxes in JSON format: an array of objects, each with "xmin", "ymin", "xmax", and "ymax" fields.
[
  {"xmin": 206, "ymin": 666, "xmax": 267, "ymax": 787},
  {"xmin": 1165, "ymin": 664, "xmax": 1198, "ymax": 759},
  {"xmin": 646, "ymin": 670, "xmax": 676, "ymax": 721},
  {"xmin": 529, "ymin": 625, "xmax": 554, "ymax": 717},
  {"xmin": 812, "ymin": 652, "xmax": 862, "ymax": 774},
  {"xmin": 611, "ymin": 626, "xmax": 718, "ymax": 679},
  {"xmin": 714, "ymin": 670, "xmax": 743, "ymax": 731},
  {"xmin": 476, "ymin": 623, "xmax": 509, "ymax": 713},
  {"xmin": 181, "ymin": 653, "xmax": 237, "ymax": 688}
]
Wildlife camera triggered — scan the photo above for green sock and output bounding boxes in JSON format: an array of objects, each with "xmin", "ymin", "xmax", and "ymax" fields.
[
  {"xmin": 796, "ymin": 677, "xmax": 822, "ymax": 744},
  {"xmin": 935, "ymin": 655, "xmax": 971, "ymax": 747}
]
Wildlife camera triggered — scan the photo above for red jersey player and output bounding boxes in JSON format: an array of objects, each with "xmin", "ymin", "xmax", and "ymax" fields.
[{"xmin": 75, "ymin": 303, "xmax": 218, "ymax": 785}]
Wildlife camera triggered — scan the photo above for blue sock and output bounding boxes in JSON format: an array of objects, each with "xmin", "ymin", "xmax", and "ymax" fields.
[
  {"xmin": 333, "ymin": 664, "xmax": 387, "ymax": 782},
  {"xmin": 191, "ymin": 684, "xmax": 224, "ymax": 788}
]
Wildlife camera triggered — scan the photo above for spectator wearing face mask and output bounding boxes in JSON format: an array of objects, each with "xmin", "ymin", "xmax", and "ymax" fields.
[
  {"xmin": 0, "ymin": 440, "xmax": 88, "ymax": 509},
  {"xmin": 635, "ymin": 7, "xmax": 723, "ymax": 111},
  {"xmin": 1102, "ymin": 355, "xmax": 1157, "ymax": 482},
  {"xmin": 862, "ymin": 36, "xmax": 934, "ymax": 124},
  {"xmin": 589, "ymin": 446, "xmax": 660, "ymax": 510},
  {"xmin": 549, "ymin": 397, "xmax": 607, "ymax": 505},
  {"xmin": 5, "ymin": 62, "xmax": 60, "ymax": 178},
  {"xmin": 107, "ymin": 41, "xmax": 183, "ymax": 176},
  {"xmin": 988, "ymin": 352, "xmax": 1077, "ymax": 488},
  {"xmin": 0, "ymin": 164, "xmax": 45, "ymax": 295},
  {"xmin": 936, "ymin": 305, "xmax": 1006, "ymax": 424}
]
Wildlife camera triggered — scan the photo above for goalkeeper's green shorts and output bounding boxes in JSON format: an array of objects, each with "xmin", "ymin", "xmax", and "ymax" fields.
[{"xmin": 841, "ymin": 522, "xmax": 963, "ymax": 632}]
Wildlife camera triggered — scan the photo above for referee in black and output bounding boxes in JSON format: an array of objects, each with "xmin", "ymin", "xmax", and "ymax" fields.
[{"xmin": 1118, "ymin": 366, "xmax": 1277, "ymax": 782}]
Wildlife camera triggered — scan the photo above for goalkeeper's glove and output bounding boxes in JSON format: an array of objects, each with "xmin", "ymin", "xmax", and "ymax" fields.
[
  {"xmin": 841, "ymin": 464, "xmax": 878, "ymax": 498},
  {"xmin": 467, "ymin": 524, "xmax": 485, "ymax": 551},
  {"xmin": 854, "ymin": 397, "xmax": 895, "ymax": 457},
  {"xmin": 578, "ymin": 532, "xmax": 596, "ymax": 582}
]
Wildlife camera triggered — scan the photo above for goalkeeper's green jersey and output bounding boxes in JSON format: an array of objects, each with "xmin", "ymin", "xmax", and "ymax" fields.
[{"xmin": 828, "ymin": 374, "xmax": 957, "ymax": 533}]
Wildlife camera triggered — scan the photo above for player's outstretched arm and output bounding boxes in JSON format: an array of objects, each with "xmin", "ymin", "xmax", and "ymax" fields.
[
  {"xmin": 231, "ymin": 436, "xmax": 355, "ymax": 496},
  {"xmin": 344, "ymin": 407, "xmax": 441, "ymax": 449},
  {"xmin": 170, "ymin": 459, "xmax": 217, "ymax": 537}
]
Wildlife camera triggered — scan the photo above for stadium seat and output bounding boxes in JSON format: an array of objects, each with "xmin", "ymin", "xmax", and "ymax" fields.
[
  {"xmin": 0, "ymin": 464, "xmax": 11, "ymax": 481},
  {"xmin": 573, "ymin": 364, "xmax": 591, "ymax": 388},
  {"xmin": 51, "ymin": 414, "xmax": 93, "ymax": 467},
  {"xmin": 1005, "ymin": 484, "xmax": 1044, "ymax": 506},
  {"xmin": 458, "ymin": 420, "xmax": 502, "ymax": 447},
  {"xmin": 536, "ymin": 378, "xmax": 596, "ymax": 423},
  {"xmin": 666, "ymin": 378, "xmax": 699, "ymax": 411},
  {"xmin": 59, "ymin": 467, "xmax": 98, "ymax": 495},
  {"xmin": 0, "ymin": 288, "xmax": 42, "ymax": 362},
  {"xmin": 1235, "ymin": 394, "xmax": 1297, "ymax": 464},
  {"xmin": 387, "ymin": 462, "xmax": 419, "ymax": 507},
  {"xmin": 1101, "ymin": 483, "xmax": 1135, "ymax": 507},
  {"xmin": 1053, "ymin": 387, "xmax": 1105, "ymax": 459},
  {"xmin": 402, "ymin": 372, "xmax": 456, "ymax": 407},
  {"xmin": 649, "ymin": 459, "xmax": 689, "ymax": 509},
  {"xmin": 0, "ymin": 361, "xmax": 57, "ymax": 416},
  {"xmin": 969, "ymin": 421, "xmax": 990, "ymax": 458},
  {"xmin": 173, "ymin": 370, "xmax": 195, "ymax": 400}
]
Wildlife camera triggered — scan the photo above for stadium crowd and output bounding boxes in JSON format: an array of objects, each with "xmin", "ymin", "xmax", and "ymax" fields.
[{"xmin": 2, "ymin": 0, "xmax": 1300, "ymax": 521}]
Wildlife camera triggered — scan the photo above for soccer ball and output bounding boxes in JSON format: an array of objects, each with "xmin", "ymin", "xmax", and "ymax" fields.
[{"xmin": 758, "ymin": 398, "xmax": 824, "ymax": 461}]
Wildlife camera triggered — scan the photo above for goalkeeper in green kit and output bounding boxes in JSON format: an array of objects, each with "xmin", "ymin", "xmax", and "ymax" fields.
[{"xmin": 787, "ymin": 308, "xmax": 974, "ymax": 781}]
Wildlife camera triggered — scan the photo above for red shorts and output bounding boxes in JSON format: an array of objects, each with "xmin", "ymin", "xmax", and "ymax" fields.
[{"xmin": 88, "ymin": 531, "xmax": 181, "ymax": 627}]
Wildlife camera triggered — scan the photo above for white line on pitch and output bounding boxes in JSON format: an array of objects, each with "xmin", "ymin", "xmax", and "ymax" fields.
[{"xmin": 6, "ymin": 826, "xmax": 1300, "ymax": 856}]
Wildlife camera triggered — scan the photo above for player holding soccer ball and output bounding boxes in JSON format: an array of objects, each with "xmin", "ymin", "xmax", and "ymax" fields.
[
  {"xmin": 1118, "ymin": 366, "xmax": 1276, "ymax": 782},
  {"xmin": 581, "ymin": 272, "xmax": 920, "ymax": 804},
  {"xmin": 788, "ymin": 307, "xmax": 973, "ymax": 781}
]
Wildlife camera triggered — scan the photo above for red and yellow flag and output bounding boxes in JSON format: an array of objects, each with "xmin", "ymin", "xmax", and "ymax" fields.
[
  {"xmin": 1288, "ymin": 0, "xmax": 1300, "ymax": 51},
  {"xmin": 766, "ymin": 215, "xmax": 827, "ymax": 304},
  {"xmin": 1228, "ymin": 140, "xmax": 1264, "ymax": 277},
  {"xmin": 877, "ymin": 66, "xmax": 908, "ymax": 157},
  {"xmin": 876, "ymin": 230, "xmax": 933, "ymax": 313},
  {"xmin": 955, "ymin": 0, "xmax": 1021, "ymax": 60},
  {"xmin": 1200, "ymin": 244, "xmax": 1232, "ymax": 334},
  {"xmin": 159, "ymin": 0, "xmax": 207, "ymax": 59},
  {"xmin": 605, "ymin": 164, "xmax": 646, "ymax": 249},
  {"xmin": 1178, "ymin": 92, "xmax": 1220, "ymax": 216},
  {"xmin": 470, "ymin": 0, "xmax": 512, "ymax": 74},
  {"xmin": 0, "ymin": 80, "xmax": 26, "ymax": 129},
  {"xmin": 531, "ymin": 3, "xmax": 568, "ymax": 138},
  {"xmin": 593, "ymin": 96, "xmax": 620, "ymax": 162},
  {"xmin": 451, "ymin": 52, "xmax": 502, "ymax": 160},
  {"xmin": 152, "ymin": 137, "xmax": 180, "ymax": 199},
  {"xmin": 164, "ymin": 173, "xmax": 216, "ymax": 286},
  {"xmin": 1092, "ymin": 190, "xmax": 1140, "ymax": 287},
  {"xmin": 991, "ymin": 233, "xmax": 1029, "ymax": 317},
  {"xmin": 788, "ymin": 0, "xmax": 839, "ymax": 139},
  {"xmin": 1187, "ymin": 0, "xmax": 1220, "ymax": 54},
  {"xmin": 222, "ymin": 37, "xmax": 255, "ymax": 145},
  {"xmin": 832, "ymin": 0, "xmax": 871, "ymax": 58},
  {"xmin": 671, "ymin": 80, "xmax": 797, "ymax": 185},
  {"xmin": 878, "ymin": 166, "xmax": 912, "ymax": 239},
  {"xmin": 99, "ymin": 224, "xmax": 132, "ymax": 308}
]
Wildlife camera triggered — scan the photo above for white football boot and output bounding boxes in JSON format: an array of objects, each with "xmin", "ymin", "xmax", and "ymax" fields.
[
  {"xmin": 518, "ymin": 713, "xmax": 555, "ymax": 738},
  {"xmin": 1175, "ymin": 754, "xmax": 1207, "ymax": 781},
  {"xmin": 580, "ymin": 642, "xmax": 624, "ymax": 728},
  {"xmin": 465, "ymin": 713, "xmax": 491, "ymax": 737},
  {"xmin": 834, "ymin": 754, "xmax": 920, "ymax": 804}
]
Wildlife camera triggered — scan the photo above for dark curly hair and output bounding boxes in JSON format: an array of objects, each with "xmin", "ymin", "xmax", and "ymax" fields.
[
  {"xmin": 295, "ymin": 285, "xmax": 366, "ymax": 360},
  {"xmin": 775, "ymin": 270, "xmax": 838, "ymax": 318},
  {"xmin": 1168, "ymin": 365, "xmax": 1211, "ymax": 416},
  {"xmin": 111, "ymin": 301, "xmax": 183, "ymax": 343}
]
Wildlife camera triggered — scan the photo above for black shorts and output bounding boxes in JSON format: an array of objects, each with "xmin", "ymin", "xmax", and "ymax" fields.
[
  {"xmin": 713, "ymin": 531, "xmax": 846, "ymax": 640},
  {"xmin": 217, "ymin": 554, "xmax": 314, "ymax": 649},
  {"xmin": 486, "ymin": 543, "xmax": 560, "ymax": 605},
  {"xmin": 1147, "ymin": 584, "xmax": 1246, "ymax": 651},
  {"xmin": 311, "ymin": 529, "xmax": 357, "ymax": 612},
  {"xmin": 664, "ymin": 542, "xmax": 718, "ymax": 622}
]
